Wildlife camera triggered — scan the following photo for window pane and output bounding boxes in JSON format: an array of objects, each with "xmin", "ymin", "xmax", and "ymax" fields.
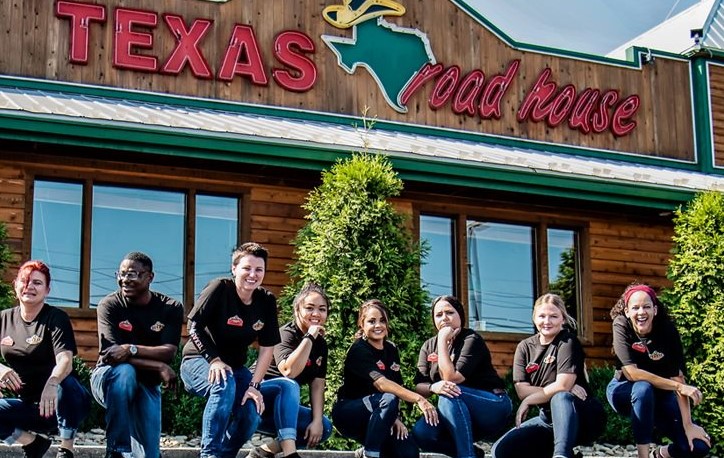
[
  {"xmin": 195, "ymin": 195, "xmax": 238, "ymax": 299},
  {"xmin": 420, "ymin": 215, "xmax": 454, "ymax": 298},
  {"xmin": 548, "ymin": 228, "xmax": 579, "ymax": 321},
  {"xmin": 31, "ymin": 180, "xmax": 82, "ymax": 307},
  {"xmin": 467, "ymin": 221, "xmax": 534, "ymax": 333},
  {"xmin": 90, "ymin": 186, "xmax": 185, "ymax": 306}
]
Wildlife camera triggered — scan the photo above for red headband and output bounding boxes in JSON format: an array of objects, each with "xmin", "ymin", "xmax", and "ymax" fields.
[{"xmin": 623, "ymin": 285, "xmax": 658, "ymax": 306}]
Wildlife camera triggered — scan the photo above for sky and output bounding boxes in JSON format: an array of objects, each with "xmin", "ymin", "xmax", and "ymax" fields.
[{"xmin": 465, "ymin": 0, "xmax": 701, "ymax": 56}]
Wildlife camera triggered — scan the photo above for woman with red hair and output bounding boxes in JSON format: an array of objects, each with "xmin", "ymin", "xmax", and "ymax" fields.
[
  {"xmin": 0, "ymin": 261, "xmax": 90, "ymax": 458},
  {"xmin": 607, "ymin": 283, "xmax": 711, "ymax": 458}
]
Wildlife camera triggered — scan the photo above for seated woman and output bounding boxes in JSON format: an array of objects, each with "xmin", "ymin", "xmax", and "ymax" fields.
[
  {"xmin": 607, "ymin": 284, "xmax": 711, "ymax": 458},
  {"xmin": 247, "ymin": 283, "xmax": 333, "ymax": 458},
  {"xmin": 332, "ymin": 299, "xmax": 438, "ymax": 458},
  {"xmin": 180, "ymin": 243, "xmax": 281, "ymax": 458},
  {"xmin": 492, "ymin": 293, "xmax": 605, "ymax": 458},
  {"xmin": 0, "ymin": 260, "xmax": 91, "ymax": 458},
  {"xmin": 411, "ymin": 295, "xmax": 512, "ymax": 458}
]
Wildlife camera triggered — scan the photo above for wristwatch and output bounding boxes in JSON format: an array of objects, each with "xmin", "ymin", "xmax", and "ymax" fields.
[
  {"xmin": 249, "ymin": 381, "xmax": 261, "ymax": 390},
  {"xmin": 129, "ymin": 344, "xmax": 138, "ymax": 356}
]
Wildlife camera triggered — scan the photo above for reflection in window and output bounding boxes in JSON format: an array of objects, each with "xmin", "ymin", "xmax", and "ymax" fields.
[
  {"xmin": 195, "ymin": 195, "xmax": 238, "ymax": 298},
  {"xmin": 90, "ymin": 186, "xmax": 185, "ymax": 306},
  {"xmin": 467, "ymin": 221, "xmax": 535, "ymax": 333},
  {"xmin": 420, "ymin": 215, "xmax": 455, "ymax": 298},
  {"xmin": 31, "ymin": 181, "xmax": 83, "ymax": 307},
  {"xmin": 548, "ymin": 228, "xmax": 579, "ymax": 321}
]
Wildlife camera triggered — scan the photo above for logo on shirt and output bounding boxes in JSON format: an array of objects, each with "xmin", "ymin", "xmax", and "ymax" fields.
[
  {"xmin": 252, "ymin": 320, "xmax": 265, "ymax": 331},
  {"xmin": 119, "ymin": 320, "xmax": 133, "ymax": 332},
  {"xmin": 525, "ymin": 362, "xmax": 540, "ymax": 374},
  {"xmin": 25, "ymin": 334, "xmax": 43, "ymax": 345},
  {"xmin": 649, "ymin": 351, "xmax": 664, "ymax": 361},
  {"xmin": 306, "ymin": 359, "xmax": 312, "ymax": 367},
  {"xmin": 150, "ymin": 321, "xmax": 165, "ymax": 332},
  {"xmin": 543, "ymin": 355, "xmax": 556, "ymax": 364},
  {"xmin": 0, "ymin": 336, "xmax": 14, "ymax": 346},
  {"xmin": 390, "ymin": 362, "xmax": 400, "ymax": 372},
  {"xmin": 427, "ymin": 352, "xmax": 438, "ymax": 362},
  {"xmin": 316, "ymin": 356, "xmax": 324, "ymax": 366},
  {"xmin": 376, "ymin": 360, "xmax": 386, "ymax": 370},
  {"xmin": 631, "ymin": 342, "xmax": 647, "ymax": 353},
  {"xmin": 227, "ymin": 315, "xmax": 243, "ymax": 327}
]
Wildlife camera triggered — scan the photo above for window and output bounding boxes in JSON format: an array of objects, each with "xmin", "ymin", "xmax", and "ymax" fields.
[
  {"xmin": 30, "ymin": 179, "xmax": 241, "ymax": 310},
  {"xmin": 419, "ymin": 215, "xmax": 455, "ymax": 298},
  {"xmin": 420, "ymin": 212, "xmax": 584, "ymax": 335}
]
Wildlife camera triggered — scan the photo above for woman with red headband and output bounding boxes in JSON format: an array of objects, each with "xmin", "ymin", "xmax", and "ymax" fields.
[{"xmin": 607, "ymin": 283, "xmax": 711, "ymax": 458}]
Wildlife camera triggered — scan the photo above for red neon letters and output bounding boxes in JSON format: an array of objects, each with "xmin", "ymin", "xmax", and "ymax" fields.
[{"xmin": 54, "ymin": 1, "xmax": 317, "ymax": 91}]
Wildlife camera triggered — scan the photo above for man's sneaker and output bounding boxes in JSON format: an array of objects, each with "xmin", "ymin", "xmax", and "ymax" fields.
[
  {"xmin": 55, "ymin": 448, "xmax": 74, "ymax": 458},
  {"xmin": 21, "ymin": 435, "xmax": 51, "ymax": 458}
]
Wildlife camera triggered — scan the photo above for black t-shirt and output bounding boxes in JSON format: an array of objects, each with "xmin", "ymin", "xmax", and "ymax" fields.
[
  {"xmin": 182, "ymin": 278, "xmax": 281, "ymax": 369},
  {"xmin": 513, "ymin": 329, "xmax": 590, "ymax": 399},
  {"xmin": 0, "ymin": 304, "xmax": 77, "ymax": 402},
  {"xmin": 611, "ymin": 315, "xmax": 684, "ymax": 380},
  {"xmin": 263, "ymin": 321, "xmax": 327, "ymax": 385},
  {"xmin": 96, "ymin": 290, "xmax": 183, "ymax": 384},
  {"xmin": 415, "ymin": 327, "xmax": 504, "ymax": 392},
  {"xmin": 337, "ymin": 338, "xmax": 404, "ymax": 400}
]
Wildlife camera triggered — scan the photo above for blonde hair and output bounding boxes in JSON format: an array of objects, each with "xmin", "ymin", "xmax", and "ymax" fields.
[{"xmin": 533, "ymin": 293, "xmax": 577, "ymax": 331}]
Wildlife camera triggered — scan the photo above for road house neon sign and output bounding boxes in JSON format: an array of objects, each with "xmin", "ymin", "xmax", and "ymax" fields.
[{"xmin": 54, "ymin": 0, "xmax": 640, "ymax": 137}]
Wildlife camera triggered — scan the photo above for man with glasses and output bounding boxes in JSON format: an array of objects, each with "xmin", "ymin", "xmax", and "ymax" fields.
[{"xmin": 90, "ymin": 252, "xmax": 184, "ymax": 458}]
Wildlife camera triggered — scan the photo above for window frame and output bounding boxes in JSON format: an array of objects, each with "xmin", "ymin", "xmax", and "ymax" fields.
[
  {"xmin": 25, "ymin": 170, "xmax": 246, "ymax": 317},
  {"xmin": 417, "ymin": 207, "xmax": 592, "ymax": 343}
]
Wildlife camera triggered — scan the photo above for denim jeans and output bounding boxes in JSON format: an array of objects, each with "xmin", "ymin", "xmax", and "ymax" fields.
[
  {"xmin": 180, "ymin": 356, "xmax": 261, "ymax": 458},
  {"xmin": 91, "ymin": 364, "xmax": 161, "ymax": 458},
  {"xmin": 412, "ymin": 386, "xmax": 512, "ymax": 458},
  {"xmin": 332, "ymin": 393, "xmax": 419, "ymax": 458},
  {"xmin": 491, "ymin": 392, "xmax": 605, "ymax": 458},
  {"xmin": 607, "ymin": 378, "xmax": 710, "ymax": 458},
  {"xmin": 0, "ymin": 375, "xmax": 91, "ymax": 444},
  {"xmin": 256, "ymin": 377, "xmax": 333, "ymax": 447}
]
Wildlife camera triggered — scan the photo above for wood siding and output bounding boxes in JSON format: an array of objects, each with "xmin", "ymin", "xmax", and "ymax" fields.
[
  {"xmin": 0, "ymin": 0, "xmax": 695, "ymax": 160},
  {"xmin": 709, "ymin": 63, "xmax": 724, "ymax": 167},
  {"xmin": 0, "ymin": 152, "xmax": 674, "ymax": 373}
]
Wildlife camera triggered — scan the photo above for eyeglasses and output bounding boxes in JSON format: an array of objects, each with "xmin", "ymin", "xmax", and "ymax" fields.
[{"xmin": 115, "ymin": 271, "xmax": 148, "ymax": 281}]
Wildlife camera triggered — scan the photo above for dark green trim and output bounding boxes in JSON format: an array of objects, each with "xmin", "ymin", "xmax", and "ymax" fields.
[
  {"xmin": 0, "ymin": 111, "xmax": 696, "ymax": 210},
  {"xmin": 692, "ymin": 58, "xmax": 715, "ymax": 173},
  {"xmin": 0, "ymin": 70, "xmax": 703, "ymax": 172}
]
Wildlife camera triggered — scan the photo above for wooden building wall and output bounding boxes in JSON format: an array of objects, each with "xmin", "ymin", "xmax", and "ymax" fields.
[
  {"xmin": 709, "ymin": 63, "xmax": 724, "ymax": 167},
  {"xmin": 0, "ymin": 151, "xmax": 674, "ymax": 373},
  {"xmin": 0, "ymin": 0, "xmax": 695, "ymax": 160}
]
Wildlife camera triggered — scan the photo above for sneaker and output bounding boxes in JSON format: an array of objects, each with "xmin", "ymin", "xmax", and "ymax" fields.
[
  {"xmin": 472, "ymin": 442, "xmax": 486, "ymax": 458},
  {"xmin": 354, "ymin": 447, "xmax": 365, "ymax": 458},
  {"xmin": 55, "ymin": 448, "xmax": 74, "ymax": 458},
  {"xmin": 105, "ymin": 451, "xmax": 132, "ymax": 458},
  {"xmin": 247, "ymin": 446, "xmax": 276, "ymax": 458},
  {"xmin": 22, "ymin": 435, "xmax": 52, "ymax": 458}
]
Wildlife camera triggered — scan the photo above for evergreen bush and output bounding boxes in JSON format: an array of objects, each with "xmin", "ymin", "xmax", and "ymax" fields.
[
  {"xmin": 663, "ymin": 190, "xmax": 724, "ymax": 453},
  {"xmin": 0, "ymin": 222, "xmax": 15, "ymax": 310},
  {"xmin": 280, "ymin": 152, "xmax": 431, "ymax": 448}
]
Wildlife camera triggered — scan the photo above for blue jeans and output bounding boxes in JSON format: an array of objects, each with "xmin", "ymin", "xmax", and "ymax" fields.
[
  {"xmin": 91, "ymin": 364, "xmax": 161, "ymax": 458},
  {"xmin": 0, "ymin": 375, "xmax": 91, "ymax": 444},
  {"xmin": 332, "ymin": 393, "xmax": 419, "ymax": 458},
  {"xmin": 412, "ymin": 387, "xmax": 512, "ymax": 458},
  {"xmin": 180, "ymin": 356, "xmax": 261, "ymax": 458},
  {"xmin": 257, "ymin": 377, "xmax": 332, "ymax": 447},
  {"xmin": 607, "ymin": 378, "xmax": 710, "ymax": 458},
  {"xmin": 492, "ymin": 392, "xmax": 605, "ymax": 458}
]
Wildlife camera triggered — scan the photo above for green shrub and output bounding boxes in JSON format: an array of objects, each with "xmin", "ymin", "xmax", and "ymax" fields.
[
  {"xmin": 280, "ymin": 152, "xmax": 431, "ymax": 449},
  {"xmin": 161, "ymin": 350, "xmax": 206, "ymax": 436},
  {"xmin": 0, "ymin": 222, "xmax": 15, "ymax": 311},
  {"xmin": 663, "ymin": 190, "xmax": 724, "ymax": 454}
]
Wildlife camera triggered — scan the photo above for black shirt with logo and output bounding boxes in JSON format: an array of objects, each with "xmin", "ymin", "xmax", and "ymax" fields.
[
  {"xmin": 0, "ymin": 304, "xmax": 77, "ymax": 402},
  {"xmin": 182, "ymin": 278, "xmax": 281, "ymax": 369},
  {"xmin": 96, "ymin": 290, "xmax": 183, "ymax": 384},
  {"xmin": 262, "ymin": 321, "xmax": 327, "ymax": 386},
  {"xmin": 337, "ymin": 338, "xmax": 404, "ymax": 400},
  {"xmin": 414, "ymin": 327, "xmax": 504, "ymax": 392},
  {"xmin": 513, "ymin": 329, "xmax": 591, "ymax": 402},
  {"xmin": 611, "ymin": 315, "xmax": 684, "ymax": 380}
]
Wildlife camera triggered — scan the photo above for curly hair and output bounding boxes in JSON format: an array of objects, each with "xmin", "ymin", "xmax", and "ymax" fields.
[{"xmin": 610, "ymin": 282, "xmax": 670, "ymax": 323}]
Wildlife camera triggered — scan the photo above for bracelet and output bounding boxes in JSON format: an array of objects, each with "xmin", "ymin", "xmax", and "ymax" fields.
[
  {"xmin": 303, "ymin": 332, "xmax": 314, "ymax": 342},
  {"xmin": 249, "ymin": 381, "xmax": 261, "ymax": 390}
]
